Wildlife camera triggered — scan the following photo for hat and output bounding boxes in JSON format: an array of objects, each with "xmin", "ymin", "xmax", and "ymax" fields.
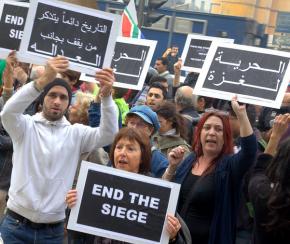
[
  {"xmin": 258, "ymin": 106, "xmax": 290, "ymax": 132},
  {"xmin": 40, "ymin": 78, "xmax": 72, "ymax": 107},
  {"xmin": 127, "ymin": 105, "xmax": 160, "ymax": 133}
]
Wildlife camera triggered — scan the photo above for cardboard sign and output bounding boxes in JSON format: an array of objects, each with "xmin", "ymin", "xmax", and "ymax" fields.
[
  {"xmin": 68, "ymin": 161, "xmax": 180, "ymax": 244},
  {"xmin": 80, "ymin": 37, "xmax": 157, "ymax": 90},
  {"xmin": 194, "ymin": 42, "xmax": 290, "ymax": 108},
  {"xmin": 0, "ymin": 0, "xmax": 29, "ymax": 58},
  {"xmin": 181, "ymin": 34, "xmax": 234, "ymax": 73},
  {"xmin": 18, "ymin": 0, "xmax": 119, "ymax": 75}
]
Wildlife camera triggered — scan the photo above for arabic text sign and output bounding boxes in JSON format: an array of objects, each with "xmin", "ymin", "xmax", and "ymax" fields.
[
  {"xmin": 19, "ymin": 0, "xmax": 119, "ymax": 76},
  {"xmin": 68, "ymin": 162, "xmax": 180, "ymax": 244},
  {"xmin": 80, "ymin": 37, "xmax": 157, "ymax": 90},
  {"xmin": 195, "ymin": 43, "xmax": 290, "ymax": 108},
  {"xmin": 181, "ymin": 34, "xmax": 234, "ymax": 73},
  {"xmin": 0, "ymin": 0, "xmax": 28, "ymax": 58}
]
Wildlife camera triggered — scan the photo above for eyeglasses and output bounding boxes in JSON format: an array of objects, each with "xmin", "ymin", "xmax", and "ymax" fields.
[{"xmin": 127, "ymin": 120, "xmax": 148, "ymax": 128}]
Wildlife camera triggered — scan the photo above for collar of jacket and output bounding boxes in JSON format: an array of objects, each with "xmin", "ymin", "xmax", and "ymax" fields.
[
  {"xmin": 33, "ymin": 112, "xmax": 71, "ymax": 126},
  {"xmin": 159, "ymin": 70, "xmax": 170, "ymax": 77}
]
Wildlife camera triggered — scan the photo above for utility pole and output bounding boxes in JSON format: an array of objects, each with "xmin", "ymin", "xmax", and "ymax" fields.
[
  {"xmin": 167, "ymin": 0, "xmax": 176, "ymax": 48},
  {"xmin": 137, "ymin": 0, "xmax": 146, "ymax": 28}
]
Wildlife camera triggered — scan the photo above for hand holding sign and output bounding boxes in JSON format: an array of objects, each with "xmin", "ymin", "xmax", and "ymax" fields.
[
  {"xmin": 66, "ymin": 189, "xmax": 77, "ymax": 209},
  {"xmin": 231, "ymin": 95, "xmax": 253, "ymax": 137},
  {"xmin": 13, "ymin": 66, "xmax": 28, "ymax": 84},
  {"xmin": 95, "ymin": 68, "xmax": 114, "ymax": 97},
  {"xmin": 6, "ymin": 50, "xmax": 17, "ymax": 67},
  {"xmin": 2, "ymin": 51, "xmax": 17, "ymax": 89},
  {"xmin": 166, "ymin": 214, "xmax": 181, "ymax": 240},
  {"xmin": 36, "ymin": 56, "xmax": 69, "ymax": 90},
  {"xmin": 231, "ymin": 95, "xmax": 246, "ymax": 119},
  {"xmin": 173, "ymin": 58, "xmax": 182, "ymax": 74}
]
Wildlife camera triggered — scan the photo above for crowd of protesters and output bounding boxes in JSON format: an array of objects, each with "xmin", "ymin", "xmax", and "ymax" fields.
[{"xmin": 0, "ymin": 44, "xmax": 289, "ymax": 244}]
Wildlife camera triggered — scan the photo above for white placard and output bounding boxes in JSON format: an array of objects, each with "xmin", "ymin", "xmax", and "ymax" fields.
[
  {"xmin": 194, "ymin": 42, "xmax": 290, "ymax": 108},
  {"xmin": 181, "ymin": 34, "xmax": 234, "ymax": 73},
  {"xmin": 80, "ymin": 36, "xmax": 157, "ymax": 90},
  {"xmin": 68, "ymin": 161, "xmax": 180, "ymax": 244},
  {"xmin": 18, "ymin": 0, "xmax": 120, "ymax": 75}
]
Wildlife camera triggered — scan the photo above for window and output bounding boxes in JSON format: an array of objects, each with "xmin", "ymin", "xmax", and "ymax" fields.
[{"xmin": 174, "ymin": 17, "xmax": 193, "ymax": 33}]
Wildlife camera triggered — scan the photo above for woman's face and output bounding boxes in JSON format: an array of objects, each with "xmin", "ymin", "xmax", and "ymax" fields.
[
  {"xmin": 200, "ymin": 115, "xmax": 224, "ymax": 157},
  {"xmin": 114, "ymin": 138, "xmax": 142, "ymax": 173},
  {"xmin": 158, "ymin": 115, "xmax": 173, "ymax": 134}
]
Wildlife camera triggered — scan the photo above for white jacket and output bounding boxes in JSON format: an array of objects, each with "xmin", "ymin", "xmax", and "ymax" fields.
[{"xmin": 0, "ymin": 82, "xmax": 118, "ymax": 223}]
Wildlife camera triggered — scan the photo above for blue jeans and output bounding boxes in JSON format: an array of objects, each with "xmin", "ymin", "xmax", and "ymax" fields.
[{"xmin": 0, "ymin": 214, "xmax": 64, "ymax": 244}]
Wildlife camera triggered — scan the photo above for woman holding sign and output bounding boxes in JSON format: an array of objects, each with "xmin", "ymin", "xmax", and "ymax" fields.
[
  {"xmin": 163, "ymin": 96, "xmax": 257, "ymax": 244},
  {"xmin": 66, "ymin": 127, "xmax": 186, "ymax": 244}
]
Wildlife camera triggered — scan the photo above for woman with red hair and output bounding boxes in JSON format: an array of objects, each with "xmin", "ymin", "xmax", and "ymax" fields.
[{"xmin": 163, "ymin": 96, "xmax": 257, "ymax": 244}]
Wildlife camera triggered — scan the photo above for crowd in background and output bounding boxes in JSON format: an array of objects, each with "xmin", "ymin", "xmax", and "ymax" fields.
[{"xmin": 0, "ymin": 43, "xmax": 289, "ymax": 244}]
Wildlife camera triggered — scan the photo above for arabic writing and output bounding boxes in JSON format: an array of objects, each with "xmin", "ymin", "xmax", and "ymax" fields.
[
  {"xmin": 113, "ymin": 49, "xmax": 147, "ymax": 78},
  {"xmin": 27, "ymin": 2, "xmax": 112, "ymax": 68},
  {"xmin": 208, "ymin": 50, "xmax": 286, "ymax": 92},
  {"xmin": 203, "ymin": 47, "xmax": 289, "ymax": 101},
  {"xmin": 184, "ymin": 39, "xmax": 212, "ymax": 68},
  {"xmin": 38, "ymin": 11, "xmax": 108, "ymax": 34},
  {"xmin": 111, "ymin": 42, "xmax": 150, "ymax": 85}
]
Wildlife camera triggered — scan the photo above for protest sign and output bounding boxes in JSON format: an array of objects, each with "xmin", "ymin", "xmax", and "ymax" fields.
[
  {"xmin": 181, "ymin": 34, "xmax": 234, "ymax": 73},
  {"xmin": 194, "ymin": 42, "xmax": 290, "ymax": 108},
  {"xmin": 19, "ymin": 0, "xmax": 119, "ymax": 75},
  {"xmin": 68, "ymin": 161, "xmax": 180, "ymax": 244},
  {"xmin": 80, "ymin": 37, "xmax": 157, "ymax": 90},
  {"xmin": 0, "ymin": 0, "xmax": 28, "ymax": 58}
]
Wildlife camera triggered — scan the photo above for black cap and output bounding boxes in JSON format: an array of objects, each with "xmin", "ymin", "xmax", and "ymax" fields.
[{"xmin": 40, "ymin": 78, "xmax": 72, "ymax": 108}]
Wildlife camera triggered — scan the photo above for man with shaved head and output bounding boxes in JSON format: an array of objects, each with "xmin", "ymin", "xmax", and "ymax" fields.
[{"xmin": 174, "ymin": 85, "xmax": 200, "ymax": 144}]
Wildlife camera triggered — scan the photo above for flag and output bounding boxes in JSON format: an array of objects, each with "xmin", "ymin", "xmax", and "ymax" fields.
[{"xmin": 121, "ymin": 0, "xmax": 143, "ymax": 38}]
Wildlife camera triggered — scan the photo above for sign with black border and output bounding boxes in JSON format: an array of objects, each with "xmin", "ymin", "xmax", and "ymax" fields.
[
  {"xmin": 80, "ymin": 36, "xmax": 157, "ymax": 90},
  {"xmin": 181, "ymin": 34, "xmax": 234, "ymax": 73},
  {"xmin": 0, "ymin": 0, "xmax": 29, "ymax": 58},
  {"xmin": 194, "ymin": 42, "xmax": 290, "ymax": 108},
  {"xmin": 68, "ymin": 161, "xmax": 180, "ymax": 244},
  {"xmin": 18, "ymin": 0, "xmax": 119, "ymax": 75}
]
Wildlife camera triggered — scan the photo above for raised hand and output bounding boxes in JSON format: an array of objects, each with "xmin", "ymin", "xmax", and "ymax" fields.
[
  {"xmin": 13, "ymin": 66, "xmax": 28, "ymax": 84},
  {"xmin": 36, "ymin": 56, "xmax": 69, "ymax": 90},
  {"xmin": 231, "ymin": 95, "xmax": 246, "ymax": 118},
  {"xmin": 2, "ymin": 51, "xmax": 17, "ymax": 90},
  {"xmin": 6, "ymin": 51, "xmax": 17, "ymax": 68},
  {"xmin": 271, "ymin": 113, "xmax": 290, "ymax": 138},
  {"xmin": 96, "ymin": 68, "xmax": 114, "ymax": 98},
  {"xmin": 168, "ymin": 146, "xmax": 185, "ymax": 167},
  {"xmin": 231, "ymin": 95, "xmax": 253, "ymax": 137},
  {"xmin": 46, "ymin": 56, "xmax": 69, "ymax": 76}
]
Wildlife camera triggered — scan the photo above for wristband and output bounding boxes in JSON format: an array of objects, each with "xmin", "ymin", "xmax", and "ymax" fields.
[
  {"xmin": 33, "ymin": 81, "xmax": 43, "ymax": 92},
  {"xmin": 165, "ymin": 167, "xmax": 176, "ymax": 176}
]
